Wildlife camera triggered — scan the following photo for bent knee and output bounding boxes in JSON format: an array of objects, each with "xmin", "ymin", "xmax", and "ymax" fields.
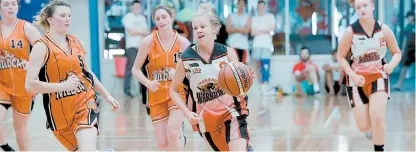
[
  {"xmin": 166, "ymin": 127, "xmax": 181, "ymax": 139},
  {"xmin": 370, "ymin": 114, "xmax": 385, "ymax": 126},
  {"xmin": 357, "ymin": 124, "xmax": 371, "ymax": 132}
]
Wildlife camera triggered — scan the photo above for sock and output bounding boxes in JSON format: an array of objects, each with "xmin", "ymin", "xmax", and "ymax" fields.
[
  {"xmin": 374, "ymin": 144, "xmax": 384, "ymax": 151},
  {"xmin": 313, "ymin": 83, "xmax": 320, "ymax": 93},
  {"xmin": 0, "ymin": 143, "xmax": 15, "ymax": 151}
]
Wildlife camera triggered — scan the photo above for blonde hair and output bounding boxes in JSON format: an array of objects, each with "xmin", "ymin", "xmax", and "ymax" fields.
[
  {"xmin": 33, "ymin": 0, "xmax": 71, "ymax": 31},
  {"xmin": 193, "ymin": 3, "xmax": 222, "ymax": 35},
  {"xmin": 348, "ymin": 0, "xmax": 374, "ymax": 6}
]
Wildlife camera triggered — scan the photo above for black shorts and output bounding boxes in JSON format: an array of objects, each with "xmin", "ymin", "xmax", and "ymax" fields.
[
  {"xmin": 325, "ymin": 81, "xmax": 341, "ymax": 94},
  {"xmin": 403, "ymin": 46, "xmax": 415, "ymax": 66}
]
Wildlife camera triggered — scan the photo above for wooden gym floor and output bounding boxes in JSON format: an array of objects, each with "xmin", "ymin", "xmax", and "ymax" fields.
[{"xmin": 2, "ymin": 90, "xmax": 415, "ymax": 151}]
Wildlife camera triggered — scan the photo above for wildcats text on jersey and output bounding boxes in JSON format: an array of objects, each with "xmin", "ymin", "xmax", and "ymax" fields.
[
  {"xmin": 151, "ymin": 66, "xmax": 175, "ymax": 81},
  {"xmin": 55, "ymin": 72, "xmax": 88, "ymax": 100},
  {"xmin": 0, "ymin": 51, "xmax": 28, "ymax": 69}
]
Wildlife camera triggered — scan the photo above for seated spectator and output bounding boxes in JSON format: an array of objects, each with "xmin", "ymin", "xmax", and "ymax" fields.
[
  {"xmin": 323, "ymin": 50, "xmax": 342, "ymax": 95},
  {"xmin": 292, "ymin": 47, "xmax": 320, "ymax": 96}
]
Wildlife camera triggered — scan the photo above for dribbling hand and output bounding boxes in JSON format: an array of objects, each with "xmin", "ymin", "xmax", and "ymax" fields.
[
  {"xmin": 147, "ymin": 80, "xmax": 160, "ymax": 92},
  {"xmin": 63, "ymin": 75, "xmax": 80, "ymax": 91},
  {"xmin": 352, "ymin": 74, "xmax": 365, "ymax": 86},
  {"xmin": 186, "ymin": 111, "xmax": 202, "ymax": 125},
  {"xmin": 105, "ymin": 96, "xmax": 120, "ymax": 112},
  {"xmin": 383, "ymin": 63, "xmax": 395, "ymax": 74}
]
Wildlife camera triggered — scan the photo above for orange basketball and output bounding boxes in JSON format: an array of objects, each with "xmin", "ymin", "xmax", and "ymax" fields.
[{"xmin": 218, "ymin": 62, "xmax": 253, "ymax": 96}]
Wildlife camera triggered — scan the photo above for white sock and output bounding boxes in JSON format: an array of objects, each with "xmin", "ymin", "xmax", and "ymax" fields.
[{"xmin": 313, "ymin": 84, "xmax": 320, "ymax": 93}]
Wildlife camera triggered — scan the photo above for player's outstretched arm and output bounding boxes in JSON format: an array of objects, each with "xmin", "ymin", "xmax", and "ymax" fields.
[
  {"xmin": 25, "ymin": 42, "xmax": 78, "ymax": 93},
  {"xmin": 170, "ymin": 59, "xmax": 201, "ymax": 125}
]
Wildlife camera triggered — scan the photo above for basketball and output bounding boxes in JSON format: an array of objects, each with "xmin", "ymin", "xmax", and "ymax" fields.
[{"xmin": 218, "ymin": 62, "xmax": 253, "ymax": 96}]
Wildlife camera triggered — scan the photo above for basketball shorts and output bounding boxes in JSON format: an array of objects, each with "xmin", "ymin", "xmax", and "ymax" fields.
[
  {"xmin": 325, "ymin": 81, "xmax": 341, "ymax": 94},
  {"xmin": 149, "ymin": 99, "xmax": 178, "ymax": 123},
  {"xmin": 346, "ymin": 77, "xmax": 390, "ymax": 109},
  {"xmin": 52, "ymin": 100, "xmax": 99, "ymax": 151},
  {"xmin": 199, "ymin": 115, "xmax": 254, "ymax": 151},
  {"xmin": 234, "ymin": 48, "xmax": 248, "ymax": 64},
  {"xmin": 293, "ymin": 80, "xmax": 315, "ymax": 95},
  {"xmin": 0, "ymin": 91, "xmax": 34, "ymax": 115}
]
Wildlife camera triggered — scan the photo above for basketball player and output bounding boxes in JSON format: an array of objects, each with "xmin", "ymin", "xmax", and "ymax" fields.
[
  {"xmin": 25, "ymin": 1, "xmax": 120, "ymax": 151},
  {"xmin": 0, "ymin": 0, "xmax": 42, "ymax": 150},
  {"xmin": 337, "ymin": 0, "xmax": 402, "ymax": 151},
  {"xmin": 131, "ymin": 5, "xmax": 190, "ymax": 151},
  {"xmin": 170, "ymin": 3, "xmax": 254, "ymax": 151}
]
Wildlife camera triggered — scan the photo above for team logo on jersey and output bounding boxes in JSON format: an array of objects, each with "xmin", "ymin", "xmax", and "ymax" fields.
[
  {"xmin": 0, "ymin": 50, "xmax": 28, "ymax": 69},
  {"xmin": 196, "ymin": 78, "xmax": 225, "ymax": 104},
  {"xmin": 193, "ymin": 68, "xmax": 201, "ymax": 74},
  {"xmin": 189, "ymin": 63, "xmax": 199, "ymax": 67},
  {"xmin": 55, "ymin": 72, "xmax": 88, "ymax": 100},
  {"xmin": 152, "ymin": 66, "xmax": 175, "ymax": 81},
  {"xmin": 219, "ymin": 61, "xmax": 227, "ymax": 69},
  {"xmin": 358, "ymin": 49, "xmax": 380, "ymax": 64}
]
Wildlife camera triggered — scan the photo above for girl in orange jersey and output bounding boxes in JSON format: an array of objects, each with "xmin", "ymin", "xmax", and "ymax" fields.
[
  {"xmin": 337, "ymin": 0, "xmax": 401, "ymax": 151},
  {"xmin": 131, "ymin": 5, "xmax": 190, "ymax": 151},
  {"xmin": 0, "ymin": 0, "xmax": 42, "ymax": 151},
  {"xmin": 25, "ymin": 1, "xmax": 120, "ymax": 151},
  {"xmin": 170, "ymin": 3, "xmax": 254, "ymax": 151}
]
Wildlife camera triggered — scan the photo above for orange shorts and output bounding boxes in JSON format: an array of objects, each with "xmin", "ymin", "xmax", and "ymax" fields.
[
  {"xmin": 0, "ymin": 90, "xmax": 34, "ymax": 115},
  {"xmin": 199, "ymin": 115, "xmax": 253, "ymax": 151},
  {"xmin": 51, "ymin": 100, "xmax": 99, "ymax": 151},
  {"xmin": 149, "ymin": 99, "xmax": 178, "ymax": 123}
]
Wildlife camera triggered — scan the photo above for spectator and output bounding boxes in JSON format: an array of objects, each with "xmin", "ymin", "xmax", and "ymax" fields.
[
  {"xmin": 122, "ymin": 0, "xmax": 149, "ymax": 97},
  {"xmin": 251, "ymin": 0, "xmax": 276, "ymax": 93},
  {"xmin": 292, "ymin": 47, "xmax": 320, "ymax": 96},
  {"xmin": 323, "ymin": 50, "xmax": 342, "ymax": 95},
  {"xmin": 226, "ymin": 0, "xmax": 251, "ymax": 63},
  {"xmin": 393, "ymin": 11, "xmax": 415, "ymax": 90}
]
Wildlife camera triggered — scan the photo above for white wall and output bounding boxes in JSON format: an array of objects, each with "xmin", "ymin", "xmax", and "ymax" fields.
[{"xmin": 68, "ymin": 0, "xmax": 91, "ymax": 67}]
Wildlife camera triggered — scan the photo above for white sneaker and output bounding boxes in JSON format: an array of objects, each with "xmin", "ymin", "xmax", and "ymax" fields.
[{"xmin": 365, "ymin": 132, "xmax": 372, "ymax": 140}]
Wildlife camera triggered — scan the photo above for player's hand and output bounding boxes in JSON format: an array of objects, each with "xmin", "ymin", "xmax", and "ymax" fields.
[
  {"xmin": 186, "ymin": 111, "xmax": 202, "ymax": 125},
  {"xmin": 249, "ymin": 67, "xmax": 257, "ymax": 79},
  {"xmin": 105, "ymin": 96, "xmax": 120, "ymax": 112},
  {"xmin": 62, "ymin": 75, "xmax": 80, "ymax": 91},
  {"xmin": 168, "ymin": 69, "xmax": 176, "ymax": 80},
  {"xmin": 146, "ymin": 80, "xmax": 160, "ymax": 92},
  {"xmin": 383, "ymin": 63, "xmax": 395, "ymax": 74},
  {"xmin": 352, "ymin": 73, "xmax": 365, "ymax": 86}
]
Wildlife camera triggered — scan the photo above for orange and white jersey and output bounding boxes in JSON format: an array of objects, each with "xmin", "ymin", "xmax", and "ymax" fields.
[
  {"xmin": 348, "ymin": 20, "xmax": 387, "ymax": 86},
  {"xmin": 0, "ymin": 19, "xmax": 32, "ymax": 96}
]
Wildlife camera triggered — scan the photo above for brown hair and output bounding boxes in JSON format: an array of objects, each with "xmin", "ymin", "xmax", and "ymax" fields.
[
  {"xmin": 33, "ymin": 0, "xmax": 71, "ymax": 31},
  {"xmin": 152, "ymin": 5, "xmax": 172, "ymax": 19},
  {"xmin": 348, "ymin": 0, "xmax": 374, "ymax": 6},
  {"xmin": 193, "ymin": 3, "xmax": 222, "ymax": 35}
]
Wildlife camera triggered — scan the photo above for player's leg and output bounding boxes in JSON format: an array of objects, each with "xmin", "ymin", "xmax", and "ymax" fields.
[
  {"xmin": 52, "ymin": 127, "xmax": 79, "ymax": 151},
  {"xmin": 227, "ymin": 116, "xmax": 252, "ymax": 151},
  {"xmin": 368, "ymin": 79, "xmax": 389, "ymax": 151},
  {"xmin": 166, "ymin": 106, "xmax": 185, "ymax": 150},
  {"xmin": 0, "ymin": 91, "xmax": 13, "ymax": 151},
  {"xmin": 150, "ymin": 103, "xmax": 169, "ymax": 150},
  {"xmin": 73, "ymin": 101, "xmax": 100, "ymax": 151},
  {"xmin": 75, "ymin": 127, "xmax": 98, "ymax": 151},
  {"xmin": 11, "ymin": 96, "xmax": 34, "ymax": 151},
  {"xmin": 325, "ymin": 70, "xmax": 335, "ymax": 94},
  {"xmin": 346, "ymin": 87, "xmax": 371, "ymax": 132}
]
